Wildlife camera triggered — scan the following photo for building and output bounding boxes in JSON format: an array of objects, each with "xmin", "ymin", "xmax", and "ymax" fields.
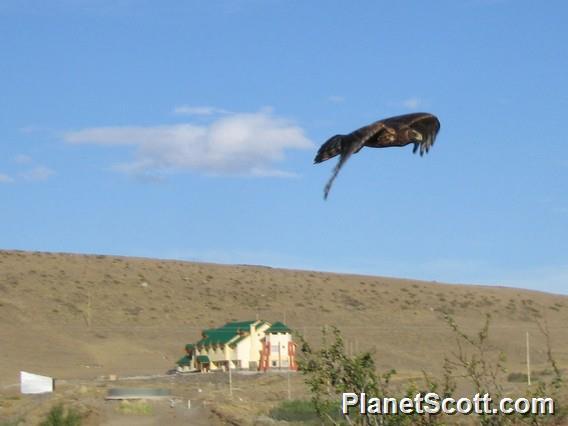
[{"xmin": 176, "ymin": 319, "xmax": 297, "ymax": 373}]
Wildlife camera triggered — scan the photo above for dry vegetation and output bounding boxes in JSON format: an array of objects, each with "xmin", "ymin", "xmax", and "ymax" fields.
[{"xmin": 1, "ymin": 249, "xmax": 567, "ymax": 424}]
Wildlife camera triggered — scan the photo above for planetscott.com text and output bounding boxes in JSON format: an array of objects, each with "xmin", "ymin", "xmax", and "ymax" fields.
[{"xmin": 342, "ymin": 392, "xmax": 555, "ymax": 416}]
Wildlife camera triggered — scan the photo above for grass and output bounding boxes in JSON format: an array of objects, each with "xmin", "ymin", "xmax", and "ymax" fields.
[
  {"xmin": 507, "ymin": 368, "xmax": 559, "ymax": 383},
  {"xmin": 0, "ymin": 419, "xmax": 24, "ymax": 426},
  {"xmin": 269, "ymin": 399, "xmax": 341, "ymax": 423},
  {"xmin": 116, "ymin": 400, "xmax": 153, "ymax": 415}
]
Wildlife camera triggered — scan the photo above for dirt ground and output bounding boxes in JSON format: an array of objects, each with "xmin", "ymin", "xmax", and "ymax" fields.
[{"xmin": 1, "ymin": 371, "xmax": 305, "ymax": 425}]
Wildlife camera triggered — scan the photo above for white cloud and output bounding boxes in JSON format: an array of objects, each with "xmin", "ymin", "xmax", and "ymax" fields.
[
  {"xmin": 0, "ymin": 173, "xmax": 14, "ymax": 183},
  {"xmin": 14, "ymin": 154, "xmax": 33, "ymax": 164},
  {"xmin": 401, "ymin": 97, "xmax": 422, "ymax": 109},
  {"xmin": 327, "ymin": 95, "xmax": 345, "ymax": 104},
  {"xmin": 64, "ymin": 110, "xmax": 314, "ymax": 177},
  {"xmin": 172, "ymin": 105, "xmax": 231, "ymax": 116},
  {"xmin": 20, "ymin": 166, "xmax": 55, "ymax": 181},
  {"xmin": 19, "ymin": 125, "xmax": 43, "ymax": 134}
]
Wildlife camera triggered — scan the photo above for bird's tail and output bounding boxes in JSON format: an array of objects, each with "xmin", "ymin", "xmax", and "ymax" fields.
[
  {"xmin": 323, "ymin": 154, "xmax": 349, "ymax": 200},
  {"xmin": 314, "ymin": 134, "xmax": 344, "ymax": 164}
]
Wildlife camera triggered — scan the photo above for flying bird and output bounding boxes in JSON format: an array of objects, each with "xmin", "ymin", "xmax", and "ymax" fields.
[{"xmin": 314, "ymin": 112, "xmax": 441, "ymax": 199}]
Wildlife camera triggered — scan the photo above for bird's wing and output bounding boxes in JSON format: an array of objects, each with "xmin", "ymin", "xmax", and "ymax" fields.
[
  {"xmin": 314, "ymin": 135, "xmax": 343, "ymax": 164},
  {"xmin": 321, "ymin": 121, "xmax": 387, "ymax": 199}
]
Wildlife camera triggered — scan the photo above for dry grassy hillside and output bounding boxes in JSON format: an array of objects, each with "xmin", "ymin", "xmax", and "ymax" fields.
[{"xmin": 1, "ymin": 249, "xmax": 567, "ymax": 387}]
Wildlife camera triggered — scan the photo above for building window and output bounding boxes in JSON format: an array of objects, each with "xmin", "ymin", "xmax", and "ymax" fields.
[
  {"xmin": 271, "ymin": 361, "xmax": 277, "ymax": 367},
  {"xmin": 271, "ymin": 344, "xmax": 279, "ymax": 353}
]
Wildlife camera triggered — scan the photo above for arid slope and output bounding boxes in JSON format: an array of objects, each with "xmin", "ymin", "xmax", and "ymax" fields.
[{"xmin": 1, "ymin": 250, "xmax": 567, "ymax": 387}]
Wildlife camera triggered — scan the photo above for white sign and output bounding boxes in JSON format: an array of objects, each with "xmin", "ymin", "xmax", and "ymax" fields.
[{"xmin": 20, "ymin": 371, "xmax": 54, "ymax": 394}]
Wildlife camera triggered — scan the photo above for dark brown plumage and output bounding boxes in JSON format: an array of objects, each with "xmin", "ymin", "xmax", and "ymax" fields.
[{"xmin": 314, "ymin": 112, "xmax": 441, "ymax": 199}]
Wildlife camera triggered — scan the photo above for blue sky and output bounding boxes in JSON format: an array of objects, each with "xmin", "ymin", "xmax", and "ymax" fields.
[{"xmin": 1, "ymin": 0, "xmax": 567, "ymax": 295}]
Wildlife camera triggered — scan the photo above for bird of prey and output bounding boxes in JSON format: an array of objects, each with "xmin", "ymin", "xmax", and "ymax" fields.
[{"xmin": 314, "ymin": 112, "xmax": 441, "ymax": 199}]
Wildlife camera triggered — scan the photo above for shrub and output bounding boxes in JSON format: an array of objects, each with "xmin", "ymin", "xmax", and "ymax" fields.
[
  {"xmin": 40, "ymin": 404, "xmax": 82, "ymax": 426},
  {"xmin": 298, "ymin": 315, "xmax": 566, "ymax": 425},
  {"xmin": 269, "ymin": 399, "xmax": 339, "ymax": 423}
]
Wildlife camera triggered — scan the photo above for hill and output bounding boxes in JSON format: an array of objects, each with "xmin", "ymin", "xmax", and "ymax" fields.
[{"xmin": 1, "ymin": 249, "xmax": 567, "ymax": 387}]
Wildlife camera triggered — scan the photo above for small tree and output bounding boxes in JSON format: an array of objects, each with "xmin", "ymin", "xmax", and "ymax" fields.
[
  {"xmin": 297, "ymin": 327, "xmax": 439, "ymax": 425},
  {"xmin": 442, "ymin": 314, "xmax": 565, "ymax": 425},
  {"xmin": 297, "ymin": 316, "xmax": 565, "ymax": 426}
]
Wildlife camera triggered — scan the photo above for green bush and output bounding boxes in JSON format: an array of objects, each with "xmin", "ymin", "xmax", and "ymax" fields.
[
  {"xmin": 40, "ymin": 404, "xmax": 82, "ymax": 426},
  {"xmin": 507, "ymin": 372, "xmax": 529, "ymax": 383},
  {"xmin": 269, "ymin": 399, "xmax": 332, "ymax": 423}
]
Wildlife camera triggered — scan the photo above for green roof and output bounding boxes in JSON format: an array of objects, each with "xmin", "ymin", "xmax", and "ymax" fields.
[
  {"xmin": 223, "ymin": 320, "xmax": 257, "ymax": 329},
  {"xmin": 177, "ymin": 355, "xmax": 192, "ymax": 366},
  {"xmin": 185, "ymin": 343, "xmax": 195, "ymax": 352},
  {"xmin": 196, "ymin": 355, "xmax": 210, "ymax": 364},
  {"xmin": 266, "ymin": 321, "xmax": 292, "ymax": 334},
  {"xmin": 195, "ymin": 320, "xmax": 268, "ymax": 348},
  {"xmin": 197, "ymin": 330, "xmax": 237, "ymax": 346},
  {"xmin": 223, "ymin": 319, "xmax": 268, "ymax": 331}
]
